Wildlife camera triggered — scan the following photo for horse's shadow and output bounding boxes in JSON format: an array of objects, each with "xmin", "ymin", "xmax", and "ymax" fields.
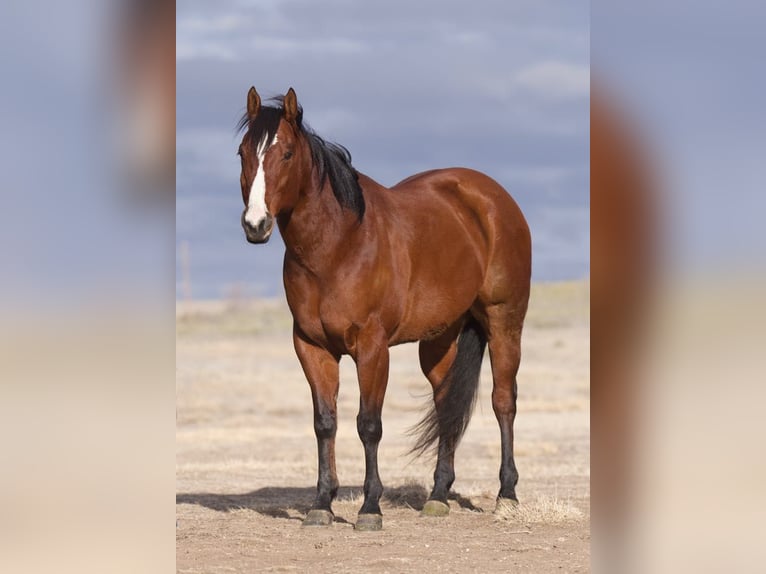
[
  {"xmin": 176, "ymin": 484, "xmax": 482, "ymax": 524},
  {"xmin": 176, "ymin": 486, "xmax": 323, "ymax": 523}
]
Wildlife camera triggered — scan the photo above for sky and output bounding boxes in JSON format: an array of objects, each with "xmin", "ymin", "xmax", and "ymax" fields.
[{"xmin": 176, "ymin": 0, "xmax": 590, "ymax": 299}]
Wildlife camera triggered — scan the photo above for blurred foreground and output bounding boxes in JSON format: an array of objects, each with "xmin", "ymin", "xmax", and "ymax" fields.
[
  {"xmin": 0, "ymin": 1, "xmax": 175, "ymax": 573},
  {"xmin": 591, "ymin": 56, "xmax": 766, "ymax": 573}
]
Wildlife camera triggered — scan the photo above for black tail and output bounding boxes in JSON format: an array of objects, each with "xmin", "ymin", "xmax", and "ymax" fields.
[{"xmin": 409, "ymin": 317, "xmax": 487, "ymax": 458}]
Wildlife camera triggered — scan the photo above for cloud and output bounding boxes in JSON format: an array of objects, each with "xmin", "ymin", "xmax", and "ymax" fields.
[
  {"xmin": 176, "ymin": 42, "xmax": 237, "ymax": 62},
  {"xmin": 478, "ymin": 61, "xmax": 590, "ymax": 103},
  {"xmin": 178, "ymin": 14, "xmax": 248, "ymax": 33},
  {"xmin": 515, "ymin": 61, "xmax": 590, "ymax": 100}
]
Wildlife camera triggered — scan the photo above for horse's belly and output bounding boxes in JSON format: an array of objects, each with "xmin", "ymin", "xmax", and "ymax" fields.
[{"xmin": 392, "ymin": 254, "xmax": 484, "ymax": 344}]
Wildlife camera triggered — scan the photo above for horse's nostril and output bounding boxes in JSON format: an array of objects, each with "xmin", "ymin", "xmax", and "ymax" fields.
[{"xmin": 242, "ymin": 211, "xmax": 273, "ymax": 242}]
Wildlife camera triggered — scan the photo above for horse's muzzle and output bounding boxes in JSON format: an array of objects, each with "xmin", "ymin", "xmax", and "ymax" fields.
[{"xmin": 242, "ymin": 211, "xmax": 274, "ymax": 244}]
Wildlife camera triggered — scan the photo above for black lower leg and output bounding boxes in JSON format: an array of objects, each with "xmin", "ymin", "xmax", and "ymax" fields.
[
  {"xmin": 492, "ymin": 374, "xmax": 520, "ymax": 501},
  {"xmin": 357, "ymin": 411, "xmax": 383, "ymax": 515},
  {"xmin": 313, "ymin": 407, "xmax": 338, "ymax": 511},
  {"xmin": 429, "ymin": 438, "xmax": 456, "ymax": 502},
  {"xmin": 497, "ymin": 421, "xmax": 519, "ymax": 500}
]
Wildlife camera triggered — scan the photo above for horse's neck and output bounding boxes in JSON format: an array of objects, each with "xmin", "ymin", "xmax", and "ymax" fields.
[{"xmin": 278, "ymin": 182, "xmax": 364, "ymax": 272}]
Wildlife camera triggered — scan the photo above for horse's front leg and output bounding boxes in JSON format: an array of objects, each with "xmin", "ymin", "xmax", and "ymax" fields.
[
  {"xmin": 353, "ymin": 325, "xmax": 390, "ymax": 531},
  {"xmin": 293, "ymin": 328, "xmax": 340, "ymax": 527}
]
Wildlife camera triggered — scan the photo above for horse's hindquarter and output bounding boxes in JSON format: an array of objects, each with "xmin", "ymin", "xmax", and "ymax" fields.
[{"xmin": 384, "ymin": 168, "xmax": 531, "ymax": 341}]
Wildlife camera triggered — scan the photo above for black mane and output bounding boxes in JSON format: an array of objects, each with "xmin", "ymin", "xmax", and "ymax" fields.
[{"xmin": 237, "ymin": 96, "xmax": 365, "ymax": 220}]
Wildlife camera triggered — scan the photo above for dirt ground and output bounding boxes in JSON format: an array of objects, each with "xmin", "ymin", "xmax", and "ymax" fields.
[{"xmin": 176, "ymin": 281, "xmax": 590, "ymax": 573}]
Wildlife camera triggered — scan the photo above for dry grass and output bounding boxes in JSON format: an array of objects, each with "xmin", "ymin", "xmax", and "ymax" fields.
[
  {"xmin": 175, "ymin": 298, "xmax": 292, "ymax": 337},
  {"xmin": 494, "ymin": 494, "xmax": 584, "ymax": 524},
  {"xmin": 335, "ymin": 488, "xmax": 365, "ymax": 505},
  {"xmin": 525, "ymin": 280, "xmax": 589, "ymax": 328},
  {"xmin": 325, "ymin": 481, "xmax": 434, "ymax": 512},
  {"xmin": 383, "ymin": 480, "xmax": 429, "ymax": 509}
]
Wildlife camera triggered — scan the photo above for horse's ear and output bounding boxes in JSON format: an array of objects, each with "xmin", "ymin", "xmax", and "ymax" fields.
[
  {"xmin": 247, "ymin": 86, "xmax": 261, "ymax": 119},
  {"xmin": 284, "ymin": 87, "xmax": 299, "ymax": 124}
]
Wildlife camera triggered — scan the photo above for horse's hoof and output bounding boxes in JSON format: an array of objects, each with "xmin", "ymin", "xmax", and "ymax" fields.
[
  {"xmin": 302, "ymin": 509, "xmax": 334, "ymax": 527},
  {"xmin": 354, "ymin": 513, "xmax": 383, "ymax": 531},
  {"xmin": 494, "ymin": 497, "xmax": 519, "ymax": 514},
  {"xmin": 420, "ymin": 500, "xmax": 450, "ymax": 517}
]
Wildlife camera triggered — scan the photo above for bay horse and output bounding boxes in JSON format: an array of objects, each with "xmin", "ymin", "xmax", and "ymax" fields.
[{"xmin": 237, "ymin": 87, "xmax": 531, "ymax": 530}]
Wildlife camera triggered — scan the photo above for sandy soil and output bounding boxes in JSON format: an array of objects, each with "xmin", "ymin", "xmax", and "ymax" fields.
[{"xmin": 177, "ymin": 281, "xmax": 590, "ymax": 573}]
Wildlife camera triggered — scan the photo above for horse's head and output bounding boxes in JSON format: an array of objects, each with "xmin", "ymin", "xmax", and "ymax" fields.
[{"xmin": 238, "ymin": 87, "xmax": 308, "ymax": 244}]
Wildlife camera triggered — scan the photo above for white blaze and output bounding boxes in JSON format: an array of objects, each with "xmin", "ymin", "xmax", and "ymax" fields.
[{"xmin": 244, "ymin": 134, "xmax": 277, "ymax": 227}]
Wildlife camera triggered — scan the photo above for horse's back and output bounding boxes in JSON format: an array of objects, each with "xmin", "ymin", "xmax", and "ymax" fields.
[
  {"xmin": 392, "ymin": 167, "xmax": 526, "ymax": 224},
  {"xmin": 390, "ymin": 167, "xmax": 529, "ymax": 255}
]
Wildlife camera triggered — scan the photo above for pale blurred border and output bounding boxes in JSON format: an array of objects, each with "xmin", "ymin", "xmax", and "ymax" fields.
[
  {"xmin": 592, "ymin": 2, "xmax": 766, "ymax": 573},
  {"xmin": 0, "ymin": 1, "xmax": 175, "ymax": 573}
]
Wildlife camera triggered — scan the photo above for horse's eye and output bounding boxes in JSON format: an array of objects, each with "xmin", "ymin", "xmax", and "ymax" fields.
[{"xmin": 283, "ymin": 151, "xmax": 293, "ymax": 160}]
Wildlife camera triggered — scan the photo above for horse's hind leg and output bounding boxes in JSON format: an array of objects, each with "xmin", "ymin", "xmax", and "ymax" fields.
[
  {"xmin": 417, "ymin": 323, "xmax": 462, "ymax": 516},
  {"xmin": 485, "ymin": 304, "xmax": 525, "ymax": 507}
]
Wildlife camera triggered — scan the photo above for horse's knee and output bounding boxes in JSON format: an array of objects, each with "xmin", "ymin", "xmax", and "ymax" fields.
[
  {"xmin": 356, "ymin": 412, "xmax": 382, "ymax": 443},
  {"xmin": 314, "ymin": 409, "xmax": 337, "ymax": 440}
]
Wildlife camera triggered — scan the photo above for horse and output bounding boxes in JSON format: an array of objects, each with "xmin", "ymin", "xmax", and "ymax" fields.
[{"xmin": 236, "ymin": 87, "xmax": 531, "ymax": 531}]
